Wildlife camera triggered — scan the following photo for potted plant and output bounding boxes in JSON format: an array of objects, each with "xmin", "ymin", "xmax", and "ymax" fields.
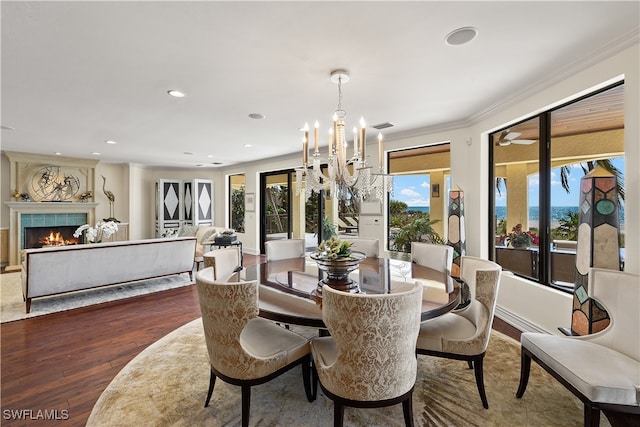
[
  {"xmin": 506, "ymin": 223, "xmax": 535, "ymax": 248},
  {"xmin": 310, "ymin": 236, "xmax": 365, "ymax": 294}
]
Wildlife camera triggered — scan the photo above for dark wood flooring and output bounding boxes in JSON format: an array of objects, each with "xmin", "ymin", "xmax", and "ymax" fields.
[{"xmin": 0, "ymin": 254, "xmax": 520, "ymax": 426}]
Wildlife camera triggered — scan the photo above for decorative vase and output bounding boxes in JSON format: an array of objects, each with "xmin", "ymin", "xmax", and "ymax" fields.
[{"xmin": 310, "ymin": 251, "xmax": 366, "ymax": 298}]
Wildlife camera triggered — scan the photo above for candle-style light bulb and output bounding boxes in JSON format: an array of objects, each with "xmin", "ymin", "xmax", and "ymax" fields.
[
  {"xmin": 314, "ymin": 120, "xmax": 319, "ymax": 153},
  {"xmin": 328, "ymin": 128, "xmax": 334, "ymax": 155},
  {"xmin": 302, "ymin": 135, "xmax": 308, "ymax": 166}
]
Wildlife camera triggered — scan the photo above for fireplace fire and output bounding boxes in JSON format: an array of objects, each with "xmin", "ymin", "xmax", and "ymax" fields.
[{"xmin": 24, "ymin": 226, "xmax": 81, "ymax": 249}]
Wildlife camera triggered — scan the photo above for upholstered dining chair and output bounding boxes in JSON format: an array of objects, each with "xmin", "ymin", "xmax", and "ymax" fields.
[
  {"xmin": 415, "ymin": 256, "xmax": 501, "ymax": 409},
  {"xmin": 265, "ymin": 238, "xmax": 306, "ymax": 261},
  {"xmin": 341, "ymin": 237, "xmax": 379, "ymax": 258},
  {"xmin": 516, "ymin": 268, "xmax": 640, "ymax": 426},
  {"xmin": 310, "ymin": 282, "xmax": 423, "ymax": 427},
  {"xmin": 411, "ymin": 242, "xmax": 454, "ymax": 275},
  {"xmin": 203, "ymin": 246, "xmax": 242, "ymax": 281},
  {"xmin": 195, "ymin": 268, "xmax": 315, "ymax": 427}
]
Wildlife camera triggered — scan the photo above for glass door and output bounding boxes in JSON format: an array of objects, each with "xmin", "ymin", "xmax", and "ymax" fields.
[{"xmin": 260, "ymin": 169, "xmax": 326, "ymax": 254}]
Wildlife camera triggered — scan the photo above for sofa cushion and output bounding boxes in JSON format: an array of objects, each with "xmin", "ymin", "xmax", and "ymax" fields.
[
  {"xmin": 197, "ymin": 227, "xmax": 217, "ymax": 244},
  {"xmin": 521, "ymin": 332, "xmax": 640, "ymax": 406},
  {"xmin": 178, "ymin": 224, "xmax": 199, "ymax": 237}
]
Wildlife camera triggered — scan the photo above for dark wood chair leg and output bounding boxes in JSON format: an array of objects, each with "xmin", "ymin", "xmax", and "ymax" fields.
[
  {"xmin": 515, "ymin": 350, "xmax": 532, "ymax": 398},
  {"xmin": 585, "ymin": 404, "xmax": 601, "ymax": 427},
  {"xmin": 334, "ymin": 401, "xmax": 344, "ymax": 427},
  {"xmin": 301, "ymin": 355, "xmax": 315, "ymax": 402},
  {"xmin": 241, "ymin": 385, "xmax": 251, "ymax": 427},
  {"xmin": 204, "ymin": 369, "xmax": 216, "ymax": 407},
  {"xmin": 311, "ymin": 360, "xmax": 319, "ymax": 401},
  {"xmin": 402, "ymin": 392, "xmax": 415, "ymax": 427},
  {"xmin": 473, "ymin": 355, "xmax": 489, "ymax": 409}
]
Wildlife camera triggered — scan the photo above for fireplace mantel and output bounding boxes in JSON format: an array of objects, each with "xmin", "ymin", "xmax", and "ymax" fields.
[
  {"xmin": 5, "ymin": 201, "xmax": 99, "ymax": 265},
  {"xmin": 6, "ymin": 202, "xmax": 99, "ymax": 211}
]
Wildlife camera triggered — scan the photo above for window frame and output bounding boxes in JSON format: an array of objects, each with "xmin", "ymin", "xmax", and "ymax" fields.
[{"xmin": 488, "ymin": 80, "xmax": 624, "ymax": 292}]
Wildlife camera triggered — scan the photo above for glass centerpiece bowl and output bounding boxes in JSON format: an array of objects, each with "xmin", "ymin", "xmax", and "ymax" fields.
[{"xmin": 309, "ymin": 237, "xmax": 366, "ymax": 301}]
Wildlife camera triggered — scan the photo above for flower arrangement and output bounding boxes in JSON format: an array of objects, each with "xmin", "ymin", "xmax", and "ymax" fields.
[
  {"xmin": 505, "ymin": 223, "xmax": 538, "ymax": 248},
  {"xmin": 161, "ymin": 228, "xmax": 178, "ymax": 238},
  {"xmin": 73, "ymin": 221, "xmax": 119, "ymax": 243},
  {"xmin": 314, "ymin": 236, "xmax": 353, "ymax": 260}
]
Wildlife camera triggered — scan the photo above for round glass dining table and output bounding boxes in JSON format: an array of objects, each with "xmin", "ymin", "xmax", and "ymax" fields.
[{"xmin": 235, "ymin": 256, "xmax": 461, "ymax": 328}]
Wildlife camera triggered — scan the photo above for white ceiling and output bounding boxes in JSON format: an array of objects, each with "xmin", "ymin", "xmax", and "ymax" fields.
[{"xmin": 1, "ymin": 1, "xmax": 638, "ymax": 169}]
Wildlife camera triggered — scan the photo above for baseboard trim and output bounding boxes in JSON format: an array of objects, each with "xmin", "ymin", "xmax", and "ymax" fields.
[{"xmin": 495, "ymin": 306, "xmax": 548, "ymax": 334}]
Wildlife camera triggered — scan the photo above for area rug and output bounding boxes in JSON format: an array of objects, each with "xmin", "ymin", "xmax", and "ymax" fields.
[
  {"xmin": 87, "ymin": 319, "xmax": 610, "ymax": 427},
  {"xmin": 0, "ymin": 272, "xmax": 194, "ymax": 323}
]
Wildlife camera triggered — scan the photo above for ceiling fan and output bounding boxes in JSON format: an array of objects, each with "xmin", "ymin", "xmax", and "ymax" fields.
[{"xmin": 496, "ymin": 130, "xmax": 536, "ymax": 146}]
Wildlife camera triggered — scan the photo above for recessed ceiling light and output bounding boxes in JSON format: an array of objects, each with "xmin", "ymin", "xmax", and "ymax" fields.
[
  {"xmin": 168, "ymin": 90, "xmax": 185, "ymax": 98},
  {"xmin": 207, "ymin": 154, "xmax": 214, "ymax": 158},
  {"xmin": 55, "ymin": 152, "xmax": 62, "ymax": 156},
  {"xmin": 184, "ymin": 152, "xmax": 193, "ymax": 155},
  {"xmin": 445, "ymin": 27, "xmax": 478, "ymax": 46},
  {"xmin": 244, "ymin": 144, "xmax": 253, "ymax": 148},
  {"xmin": 92, "ymin": 152, "xmax": 101, "ymax": 156},
  {"xmin": 105, "ymin": 140, "xmax": 117, "ymax": 144},
  {"xmin": 248, "ymin": 113, "xmax": 266, "ymax": 119}
]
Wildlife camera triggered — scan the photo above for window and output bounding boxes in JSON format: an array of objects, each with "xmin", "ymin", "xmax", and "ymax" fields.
[
  {"xmin": 387, "ymin": 143, "xmax": 451, "ymax": 252},
  {"xmin": 229, "ymin": 174, "xmax": 245, "ymax": 233},
  {"xmin": 490, "ymin": 82, "xmax": 625, "ymax": 290}
]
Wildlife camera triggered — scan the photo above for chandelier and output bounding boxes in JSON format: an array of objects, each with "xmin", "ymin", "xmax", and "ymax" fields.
[{"xmin": 295, "ymin": 69, "xmax": 392, "ymax": 202}]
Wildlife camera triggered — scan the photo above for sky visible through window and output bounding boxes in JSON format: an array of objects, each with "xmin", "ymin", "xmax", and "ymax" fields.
[
  {"xmin": 391, "ymin": 175, "xmax": 431, "ymax": 207},
  {"xmin": 392, "ymin": 157, "xmax": 624, "ymax": 210},
  {"xmin": 513, "ymin": 157, "xmax": 624, "ymax": 208}
]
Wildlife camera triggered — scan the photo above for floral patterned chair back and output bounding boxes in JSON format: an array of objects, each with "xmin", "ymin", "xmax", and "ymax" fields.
[
  {"xmin": 415, "ymin": 255, "xmax": 502, "ymax": 409},
  {"xmin": 196, "ymin": 273, "xmax": 262, "ymax": 379},
  {"xmin": 195, "ymin": 267, "xmax": 314, "ymax": 426},
  {"xmin": 312, "ymin": 282, "xmax": 423, "ymax": 401},
  {"xmin": 450, "ymin": 256, "xmax": 502, "ymax": 355}
]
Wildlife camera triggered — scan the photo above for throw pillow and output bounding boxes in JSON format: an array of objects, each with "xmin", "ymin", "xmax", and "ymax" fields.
[
  {"xmin": 200, "ymin": 229, "xmax": 217, "ymax": 243},
  {"xmin": 177, "ymin": 225, "xmax": 199, "ymax": 237}
]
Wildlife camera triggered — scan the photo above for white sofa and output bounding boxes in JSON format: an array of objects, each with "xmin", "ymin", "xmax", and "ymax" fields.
[
  {"xmin": 21, "ymin": 237, "xmax": 196, "ymax": 313},
  {"xmin": 175, "ymin": 224, "xmax": 235, "ymax": 266}
]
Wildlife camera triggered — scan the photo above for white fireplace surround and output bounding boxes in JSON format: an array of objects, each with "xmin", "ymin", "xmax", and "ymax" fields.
[
  {"xmin": 6, "ymin": 202, "xmax": 99, "ymax": 265},
  {"xmin": 4, "ymin": 151, "xmax": 102, "ymax": 266}
]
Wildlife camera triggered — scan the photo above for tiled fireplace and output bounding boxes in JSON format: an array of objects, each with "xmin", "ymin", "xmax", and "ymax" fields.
[
  {"xmin": 22, "ymin": 214, "xmax": 87, "ymax": 249},
  {"xmin": 6, "ymin": 202, "xmax": 98, "ymax": 265}
]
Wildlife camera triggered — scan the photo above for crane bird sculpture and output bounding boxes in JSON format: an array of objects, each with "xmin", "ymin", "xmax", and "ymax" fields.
[{"xmin": 101, "ymin": 175, "xmax": 119, "ymax": 222}]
